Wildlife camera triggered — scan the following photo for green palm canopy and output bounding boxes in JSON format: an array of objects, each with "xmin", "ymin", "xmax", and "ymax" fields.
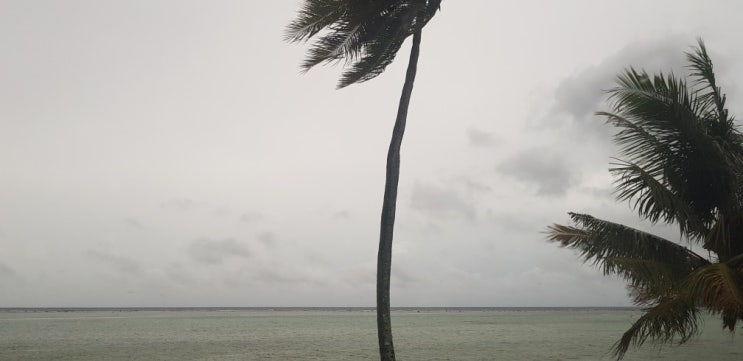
[{"xmin": 547, "ymin": 40, "xmax": 743, "ymax": 359}]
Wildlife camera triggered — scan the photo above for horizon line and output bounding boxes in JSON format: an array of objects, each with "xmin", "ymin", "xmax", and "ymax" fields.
[{"xmin": 0, "ymin": 306, "xmax": 638, "ymax": 310}]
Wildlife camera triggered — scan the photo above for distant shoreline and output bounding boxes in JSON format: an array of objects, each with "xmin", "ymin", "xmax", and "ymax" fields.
[{"xmin": 0, "ymin": 306, "xmax": 639, "ymax": 313}]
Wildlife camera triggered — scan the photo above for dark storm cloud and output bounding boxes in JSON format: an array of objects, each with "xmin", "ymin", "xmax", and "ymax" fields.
[
  {"xmin": 410, "ymin": 181, "xmax": 477, "ymax": 220},
  {"xmin": 466, "ymin": 127, "xmax": 500, "ymax": 147},
  {"xmin": 188, "ymin": 237, "xmax": 252, "ymax": 265},
  {"xmin": 497, "ymin": 148, "xmax": 577, "ymax": 197},
  {"xmin": 547, "ymin": 36, "xmax": 690, "ymax": 137},
  {"xmin": 84, "ymin": 250, "xmax": 143, "ymax": 274}
]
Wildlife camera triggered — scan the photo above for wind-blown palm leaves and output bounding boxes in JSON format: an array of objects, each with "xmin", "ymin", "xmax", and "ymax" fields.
[
  {"xmin": 286, "ymin": 0, "xmax": 441, "ymax": 88},
  {"xmin": 286, "ymin": 2, "xmax": 441, "ymax": 360},
  {"xmin": 547, "ymin": 40, "xmax": 743, "ymax": 359}
]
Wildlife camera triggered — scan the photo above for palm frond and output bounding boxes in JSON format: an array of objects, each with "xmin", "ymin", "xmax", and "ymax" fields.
[
  {"xmin": 336, "ymin": 5, "xmax": 414, "ymax": 87},
  {"xmin": 286, "ymin": 0, "xmax": 441, "ymax": 88},
  {"xmin": 598, "ymin": 111, "xmax": 671, "ymax": 171},
  {"xmin": 686, "ymin": 39, "xmax": 729, "ymax": 127},
  {"xmin": 609, "ymin": 160, "xmax": 707, "ymax": 238},
  {"xmin": 547, "ymin": 212, "xmax": 710, "ymax": 308},
  {"xmin": 704, "ymin": 214, "xmax": 730, "ymax": 256},
  {"xmin": 547, "ymin": 213, "xmax": 709, "ymax": 272},
  {"xmin": 284, "ymin": 0, "xmax": 346, "ymax": 43},
  {"xmin": 605, "ymin": 258, "xmax": 683, "ymax": 305},
  {"xmin": 687, "ymin": 263, "xmax": 743, "ymax": 330},
  {"xmin": 612, "ymin": 297, "xmax": 699, "ymax": 359}
]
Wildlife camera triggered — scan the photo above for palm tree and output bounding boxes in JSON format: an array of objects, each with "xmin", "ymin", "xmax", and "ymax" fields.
[
  {"xmin": 285, "ymin": 1, "xmax": 441, "ymax": 360},
  {"xmin": 546, "ymin": 40, "xmax": 743, "ymax": 359}
]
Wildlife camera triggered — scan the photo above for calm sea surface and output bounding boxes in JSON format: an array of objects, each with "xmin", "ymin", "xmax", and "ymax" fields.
[{"xmin": 0, "ymin": 308, "xmax": 741, "ymax": 360}]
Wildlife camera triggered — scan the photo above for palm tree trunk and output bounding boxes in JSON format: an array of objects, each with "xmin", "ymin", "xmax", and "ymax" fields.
[{"xmin": 377, "ymin": 29, "xmax": 422, "ymax": 361}]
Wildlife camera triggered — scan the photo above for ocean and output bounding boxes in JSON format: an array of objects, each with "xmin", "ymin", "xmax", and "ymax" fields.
[{"xmin": 0, "ymin": 308, "xmax": 740, "ymax": 360}]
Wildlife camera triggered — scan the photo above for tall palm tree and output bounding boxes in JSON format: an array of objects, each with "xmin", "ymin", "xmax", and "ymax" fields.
[
  {"xmin": 547, "ymin": 40, "xmax": 743, "ymax": 359},
  {"xmin": 285, "ymin": 1, "xmax": 441, "ymax": 360}
]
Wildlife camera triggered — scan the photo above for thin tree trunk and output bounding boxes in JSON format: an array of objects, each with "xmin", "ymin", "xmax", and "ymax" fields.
[{"xmin": 377, "ymin": 29, "xmax": 422, "ymax": 361}]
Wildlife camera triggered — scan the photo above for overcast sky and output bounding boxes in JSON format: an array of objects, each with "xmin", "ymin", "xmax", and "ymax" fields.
[{"xmin": 2, "ymin": 1, "xmax": 743, "ymax": 307}]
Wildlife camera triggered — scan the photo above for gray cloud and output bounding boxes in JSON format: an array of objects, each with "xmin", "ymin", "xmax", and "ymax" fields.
[
  {"xmin": 392, "ymin": 265, "xmax": 422, "ymax": 286},
  {"xmin": 164, "ymin": 263, "xmax": 197, "ymax": 287},
  {"xmin": 84, "ymin": 250, "xmax": 143, "ymax": 274},
  {"xmin": 239, "ymin": 211, "xmax": 263, "ymax": 223},
  {"xmin": 486, "ymin": 210, "xmax": 543, "ymax": 234},
  {"xmin": 0, "ymin": 262, "xmax": 17, "ymax": 278},
  {"xmin": 5, "ymin": 1, "xmax": 740, "ymax": 308},
  {"xmin": 256, "ymin": 232, "xmax": 275, "ymax": 246},
  {"xmin": 497, "ymin": 148, "xmax": 577, "ymax": 196},
  {"xmin": 456, "ymin": 177, "xmax": 492, "ymax": 194},
  {"xmin": 161, "ymin": 198, "xmax": 206, "ymax": 211},
  {"xmin": 188, "ymin": 237, "xmax": 252, "ymax": 265},
  {"xmin": 123, "ymin": 218, "xmax": 145, "ymax": 228},
  {"xmin": 466, "ymin": 127, "xmax": 500, "ymax": 147},
  {"xmin": 333, "ymin": 210, "xmax": 351, "ymax": 219},
  {"xmin": 547, "ymin": 36, "xmax": 691, "ymax": 137},
  {"xmin": 410, "ymin": 181, "xmax": 476, "ymax": 220},
  {"xmin": 578, "ymin": 186, "xmax": 614, "ymax": 199},
  {"xmin": 338, "ymin": 265, "xmax": 375, "ymax": 288},
  {"xmin": 253, "ymin": 268, "xmax": 309, "ymax": 285},
  {"xmin": 224, "ymin": 262, "xmax": 323, "ymax": 287},
  {"xmin": 213, "ymin": 207, "xmax": 232, "ymax": 217}
]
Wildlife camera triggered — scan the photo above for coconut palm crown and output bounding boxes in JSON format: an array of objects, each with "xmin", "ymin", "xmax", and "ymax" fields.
[
  {"xmin": 285, "ymin": 0, "xmax": 441, "ymax": 88},
  {"xmin": 547, "ymin": 40, "xmax": 743, "ymax": 359}
]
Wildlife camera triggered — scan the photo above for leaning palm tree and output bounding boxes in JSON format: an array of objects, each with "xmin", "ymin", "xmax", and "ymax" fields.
[
  {"xmin": 547, "ymin": 40, "xmax": 743, "ymax": 359},
  {"xmin": 285, "ymin": 1, "xmax": 441, "ymax": 360}
]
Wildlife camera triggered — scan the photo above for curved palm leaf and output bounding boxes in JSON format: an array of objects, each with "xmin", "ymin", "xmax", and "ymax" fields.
[
  {"xmin": 605, "ymin": 258, "xmax": 685, "ymax": 305},
  {"xmin": 547, "ymin": 213, "xmax": 708, "ymax": 272},
  {"xmin": 608, "ymin": 159, "xmax": 707, "ymax": 238},
  {"xmin": 547, "ymin": 212, "xmax": 709, "ymax": 310},
  {"xmin": 686, "ymin": 39, "xmax": 729, "ymax": 127},
  {"xmin": 612, "ymin": 297, "xmax": 699, "ymax": 359},
  {"xmin": 286, "ymin": 0, "xmax": 441, "ymax": 88},
  {"xmin": 687, "ymin": 263, "xmax": 743, "ymax": 330}
]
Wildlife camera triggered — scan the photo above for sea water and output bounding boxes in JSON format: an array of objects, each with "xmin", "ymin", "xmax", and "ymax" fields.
[{"xmin": 0, "ymin": 308, "xmax": 741, "ymax": 360}]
